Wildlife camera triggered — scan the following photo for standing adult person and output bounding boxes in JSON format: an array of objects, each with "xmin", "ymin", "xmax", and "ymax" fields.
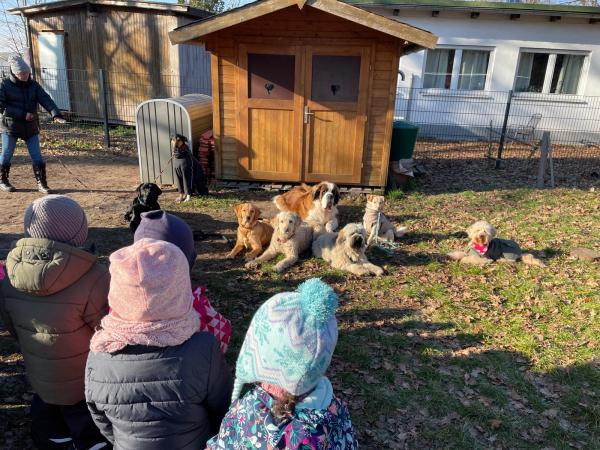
[{"xmin": 0, "ymin": 55, "xmax": 66, "ymax": 194}]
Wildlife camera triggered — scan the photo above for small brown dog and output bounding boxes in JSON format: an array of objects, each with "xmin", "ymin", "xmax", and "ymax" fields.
[
  {"xmin": 227, "ymin": 203, "xmax": 274, "ymax": 261},
  {"xmin": 448, "ymin": 220, "xmax": 545, "ymax": 267},
  {"xmin": 363, "ymin": 194, "xmax": 407, "ymax": 245}
]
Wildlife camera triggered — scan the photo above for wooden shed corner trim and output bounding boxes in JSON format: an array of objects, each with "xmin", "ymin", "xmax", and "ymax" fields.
[{"xmin": 169, "ymin": 0, "xmax": 437, "ymax": 49}]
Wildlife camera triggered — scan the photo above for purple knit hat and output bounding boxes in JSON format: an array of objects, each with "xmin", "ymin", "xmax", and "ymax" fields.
[
  {"xmin": 23, "ymin": 195, "xmax": 88, "ymax": 247},
  {"xmin": 134, "ymin": 210, "xmax": 197, "ymax": 269}
]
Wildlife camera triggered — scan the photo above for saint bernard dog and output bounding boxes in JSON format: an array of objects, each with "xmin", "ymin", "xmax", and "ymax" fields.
[{"xmin": 273, "ymin": 182, "xmax": 340, "ymax": 233}]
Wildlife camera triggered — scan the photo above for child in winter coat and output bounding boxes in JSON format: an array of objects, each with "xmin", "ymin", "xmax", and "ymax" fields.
[
  {"xmin": 133, "ymin": 210, "xmax": 231, "ymax": 353},
  {"xmin": 0, "ymin": 195, "xmax": 110, "ymax": 450},
  {"xmin": 85, "ymin": 239, "xmax": 233, "ymax": 450},
  {"xmin": 207, "ymin": 278, "xmax": 358, "ymax": 450}
]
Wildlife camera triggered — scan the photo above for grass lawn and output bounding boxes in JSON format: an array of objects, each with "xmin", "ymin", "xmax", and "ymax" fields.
[{"xmin": 172, "ymin": 186, "xmax": 599, "ymax": 450}]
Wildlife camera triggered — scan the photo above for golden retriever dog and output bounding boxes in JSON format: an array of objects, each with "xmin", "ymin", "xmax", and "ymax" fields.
[
  {"xmin": 312, "ymin": 223, "xmax": 384, "ymax": 276},
  {"xmin": 273, "ymin": 182, "xmax": 340, "ymax": 233},
  {"xmin": 363, "ymin": 194, "xmax": 408, "ymax": 245},
  {"xmin": 448, "ymin": 220, "xmax": 545, "ymax": 267},
  {"xmin": 245, "ymin": 212, "xmax": 313, "ymax": 273},
  {"xmin": 226, "ymin": 203, "xmax": 274, "ymax": 261}
]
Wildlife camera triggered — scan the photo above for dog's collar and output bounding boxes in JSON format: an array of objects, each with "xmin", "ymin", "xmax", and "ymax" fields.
[
  {"xmin": 472, "ymin": 242, "xmax": 489, "ymax": 255},
  {"xmin": 240, "ymin": 223, "xmax": 255, "ymax": 230},
  {"xmin": 365, "ymin": 205, "xmax": 383, "ymax": 212}
]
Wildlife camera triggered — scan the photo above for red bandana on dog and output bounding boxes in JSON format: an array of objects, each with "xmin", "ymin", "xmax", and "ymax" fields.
[{"xmin": 472, "ymin": 242, "xmax": 489, "ymax": 255}]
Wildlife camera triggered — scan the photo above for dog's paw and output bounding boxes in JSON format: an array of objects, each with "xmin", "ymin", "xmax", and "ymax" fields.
[
  {"xmin": 245, "ymin": 260, "xmax": 259, "ymax": 269},
  {"xmin": 447, "ymin": 251, "xmax": 467, "ymax": 261},
  {"xmin": 225, "ymin": 252, "xmax": 236, "ymax": 259},
  {"xmin": 273, "ymin": 263, "xmax": 287, "ymax": 273},
  {"xmin": 394, "ymin": 226, "xmax": 408, "ymax": 238},
  {"xmin": 372, "ymin": 266, "xmax": 384, "ymax": 277}
]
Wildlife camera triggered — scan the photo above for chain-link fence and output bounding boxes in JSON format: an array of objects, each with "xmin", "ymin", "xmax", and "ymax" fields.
[
  {"xmin": 395, "ymin": 87, "xmax": 600, "ymax": 188},
  {"xmin": 2, "ymin": 66, "xmax": 599, "ymax": 188},
  {"xmin": 1, "ymin": 66, "xmax": 211, "ymax": 154}
]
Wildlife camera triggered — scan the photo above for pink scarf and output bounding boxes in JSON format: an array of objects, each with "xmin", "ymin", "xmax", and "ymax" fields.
[
  {"xmin": 472, "ymin": 242, "xmax": 489, "ymax": 255},
  {"xmin": 90, "ymin": 307, "xmax": 200, "ymax": 353}
]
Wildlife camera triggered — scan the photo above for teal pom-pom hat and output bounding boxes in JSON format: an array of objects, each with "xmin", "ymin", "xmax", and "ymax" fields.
[{"xmin": 231, "ymin": 278, "xmax": 339, "ymax": 401}]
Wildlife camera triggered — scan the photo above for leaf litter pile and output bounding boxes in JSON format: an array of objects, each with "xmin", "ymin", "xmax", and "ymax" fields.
[{"xmin": 0, "ymin": 147, "xmax": 599, "ymax": 449}]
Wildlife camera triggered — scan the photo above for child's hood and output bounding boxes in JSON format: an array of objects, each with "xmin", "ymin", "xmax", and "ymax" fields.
[{"xmin": 5, "ymin": 237, "xmax": 97, "ymax": 296}]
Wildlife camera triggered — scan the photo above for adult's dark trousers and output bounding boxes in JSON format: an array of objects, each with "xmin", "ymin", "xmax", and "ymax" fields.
[
  {"xmin": 30, "ymin": 394, "xmax": 111, "ymax": 450},
  {"xmin": 173, "ymin": 156, "xmax": 193, "ymax": 196}
]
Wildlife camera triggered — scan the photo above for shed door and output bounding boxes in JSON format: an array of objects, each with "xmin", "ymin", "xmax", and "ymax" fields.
[
  {"xmin": 237, "ymin": 45, "xmax": 303, "ymax": 181},
  {"xmin": 38, "ymin": 32, "xmax": 71, "ymax": 111},
  {"xmin": 303, "ymin": 47, "xmax": 370, "ymax": 184}
]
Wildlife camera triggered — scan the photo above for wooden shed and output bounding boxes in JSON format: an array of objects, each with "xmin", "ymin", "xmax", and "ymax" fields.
[
  {"xmin": 10, "ymin": 0, "xmax": 213, "ymax": 124},
  {"xmin": 169, "ymin": 0, "xmax": 437, "ymax": 187}
]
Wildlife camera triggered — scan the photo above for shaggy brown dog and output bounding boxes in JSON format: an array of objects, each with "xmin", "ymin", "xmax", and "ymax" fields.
[
  {"xmin": 273, "ymin": 182, "xmax": 340, "ymax": 233},
  {"xmin": 226, "ymin": 203, "xmax": 274, "ymax": 261}
]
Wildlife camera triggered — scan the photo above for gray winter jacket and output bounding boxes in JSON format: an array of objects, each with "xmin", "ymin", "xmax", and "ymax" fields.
[{"xmin": 85, "ymin": 331, "xmax": 233, "ymax": 450}]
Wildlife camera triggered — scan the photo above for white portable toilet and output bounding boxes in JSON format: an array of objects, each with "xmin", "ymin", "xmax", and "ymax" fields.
[{"xmin": 135, "ymin": 94, "xmax": 212, "ymax": 185}]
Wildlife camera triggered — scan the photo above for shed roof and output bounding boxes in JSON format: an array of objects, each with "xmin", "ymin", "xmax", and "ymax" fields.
[
  {"xmin": 169, "ymin": 0, "xmax": 438, "ymax": 49},
  {"xmin": 345, "ymin": 0, "xmax": 600, "ymax": 18},
  {"xmin": 9, "ymin": 0, "xmax": 211, "ymax": 19}
]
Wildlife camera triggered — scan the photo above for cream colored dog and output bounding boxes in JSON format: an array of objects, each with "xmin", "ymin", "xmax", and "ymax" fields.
[
  {"xmin": 312, "ymin": 223, "xmax": 384, "ymax": 276},
  {"xmin": 363, "ymin": 194, "xmax": 408, "ymax": 245},
  {"xmin": 245, "ymin": 212, "xmax": 313, "ymax": 273},
  {"xmin": 448, "ymin": 220, "xmax": 545, "ymax": 267}
]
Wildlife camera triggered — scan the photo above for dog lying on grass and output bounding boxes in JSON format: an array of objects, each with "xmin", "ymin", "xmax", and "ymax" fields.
[
  {"xmin": 363, "ymin": 194, "xmax": 407, "ymax": 245},
  {"xmin": 312, "ymin": 223, "xmax": 384, "ymax": 276},
  {"xmin": 448, "ymin": 220, "xmax": 545, "ymax": 267},
  {"xmin": 226, "ymin": 203, "xmax": 274, "ymax": 261},
  {"xmin": 245, "ymin": 211, "xmax": 313, "ymax": 273}
]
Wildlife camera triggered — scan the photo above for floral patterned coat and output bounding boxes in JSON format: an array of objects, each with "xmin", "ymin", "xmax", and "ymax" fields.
[{"xmin": 206, "ymin": 386, "xmax": 358, "ymax": 449}]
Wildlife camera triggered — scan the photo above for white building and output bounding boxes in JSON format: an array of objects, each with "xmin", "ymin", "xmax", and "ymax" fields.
[{"xmin": 349, "ymin": 0, "xmax": 600, "ymax": 144}]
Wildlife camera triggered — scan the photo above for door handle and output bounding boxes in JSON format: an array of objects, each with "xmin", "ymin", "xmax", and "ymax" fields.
[{"xmin": 304, "ymin": 105, "xmax": 314, "ymax": 124}]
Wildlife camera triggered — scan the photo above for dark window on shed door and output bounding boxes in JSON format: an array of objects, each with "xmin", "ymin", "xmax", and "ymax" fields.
[
  {"xmin": 311, "ymin": 55, "xmax": 361, "ymax": 102},
  {"xmin": 248, "ymin": 53, "xmax": 295, "ymax": 100}
]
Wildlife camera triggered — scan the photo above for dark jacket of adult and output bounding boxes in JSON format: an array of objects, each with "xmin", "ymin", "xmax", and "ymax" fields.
[
  {"xmin": 85, "ymin": 332, "xmax": 233, "ymax": 450},
  {"xmin": 0, "ymin": 238, "xmax": 109, "ymax": 405},
  {"xmin": 0, "ymin": 72, "xmax": 62, "ymax": 139}
]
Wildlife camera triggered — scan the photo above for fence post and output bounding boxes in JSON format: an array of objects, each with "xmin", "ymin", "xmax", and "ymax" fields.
[
  {"xmin": 495, "ymin": 89, "xmax": 513, "ymax": 169},
  {"xmin": 536, "ymin": 131, "xmax": 551, "ymax": 188},
  {"xmin": 406, "ymin": 74, "xmax": 415, "ymax": 122},
  {"xmin": 98, "ymin": 69, "xmax": 111, "ymax": 149}
]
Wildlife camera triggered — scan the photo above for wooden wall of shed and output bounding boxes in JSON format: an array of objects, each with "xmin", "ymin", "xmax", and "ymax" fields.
[
  {"xmin": 205, "ymin": 6, "xmax": 401, "ymax": 186},
  {"xmin": 27, "ymin": 7, "xmax": 203, "ymax": 123}
]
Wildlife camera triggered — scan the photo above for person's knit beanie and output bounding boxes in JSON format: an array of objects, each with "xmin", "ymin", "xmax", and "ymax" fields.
[
  {"xmin": 10, "ymin": 55, "xmax": 30, "ymax": 74},
  {"xmin": 232, "ymin": 278, "xmax": 339, "ymax": 401},
  {"xmin": 134, "ymin": 210, "xmax": 197, "ymax": 269},
  {"xmin": 23, "ymin": 195, "xmax": 88, "ymax": 247},
  {"xmin": 89, "ymin": 238, "xmax": 200, "ymax": 353}
]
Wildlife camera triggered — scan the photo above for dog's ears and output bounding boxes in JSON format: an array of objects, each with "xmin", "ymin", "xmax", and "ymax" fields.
[
  {"xmin": 312, "ymin": 184, "xmax": 323, "ymax": 201},
  {"xmin": 179, "ymin": 134, "xmax": 188, "ymax": 143},
  {"xmin": 333, "ymin": 187, "xmax": 340, "ymax": 204},
  {"xmin": 336, "ymin": 229, "xmax": 346, "ymax": 246},
  {"xmin": 253, "ymin": 206, "xmax": 261, "ymax": 221},
  {"xmin": 366, "ymin": 194, "xmax": 374, "ymax": 202},
  {"xmin": 233, "ymin": 204, "xmax": 243, "ymax": 216},
  {"xmin": 155, "ymin": 185, "xmax": 162, "ymax": 195},
  {"xmin": 135, "ymin": 183, "xmax": 144, "ymax": 193}
]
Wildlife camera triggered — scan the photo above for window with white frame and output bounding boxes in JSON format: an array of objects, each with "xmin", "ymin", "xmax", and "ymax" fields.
[
  {"xmin": 515, "ymin": 51, "xmax": 586, "ymax": 95},
  {"xmin": 423, "ymin": 48, "xmax": 491, "ymax": 90}
]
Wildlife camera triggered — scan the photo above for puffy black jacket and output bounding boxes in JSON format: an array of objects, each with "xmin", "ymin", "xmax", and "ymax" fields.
[
  {"xmin": 85, "ymin": 332, "xmax": 233, "ymax": 450},
  {"xmin": 0, "ymin": 72, "xmax": 62, "ymax": 139}
]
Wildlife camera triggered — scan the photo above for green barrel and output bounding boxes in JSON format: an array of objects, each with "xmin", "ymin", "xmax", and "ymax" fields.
[{"xmin": 390, "ymin": 120, "xmax": 419, "ymax": 160}]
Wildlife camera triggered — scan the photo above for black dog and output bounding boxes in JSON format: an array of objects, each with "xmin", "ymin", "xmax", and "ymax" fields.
[
  {"xmin": 124, "ymin": 183, "xmax": 162, "ymax": 232},
  {"xmin": 171, "ymin": 134, "xmax": 208, "ymax": 202}
]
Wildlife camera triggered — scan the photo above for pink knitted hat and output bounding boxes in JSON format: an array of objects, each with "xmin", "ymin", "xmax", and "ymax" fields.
[{"xmin": 90, "ymin": 238, "xmax": 199, "ymax": 353}]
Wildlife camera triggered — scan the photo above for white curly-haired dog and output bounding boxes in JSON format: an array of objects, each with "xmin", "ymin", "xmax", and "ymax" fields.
[
  {"xmin": 448, "ymin": 220, "xmax": 545, "ymax": 267},
  {"xmin": 245, "ymin": 211, "xmax": 313, "ymax": 273},
  {"xmin": 312, "ymin": 223, "xmax": 384, "ymax": 276}
]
